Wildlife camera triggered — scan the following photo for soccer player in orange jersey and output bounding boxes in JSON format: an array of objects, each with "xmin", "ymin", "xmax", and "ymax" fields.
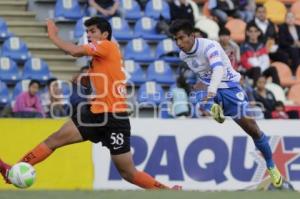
[{"xmin": 0, "ymin": 17, "xmax": 180, "ymax": 190}]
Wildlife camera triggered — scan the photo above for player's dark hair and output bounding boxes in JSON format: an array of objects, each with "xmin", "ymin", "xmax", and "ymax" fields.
[
  {"xmin": 28, "ymin": 79, "xmax": 40, "ymax": 88},
  {"xmin": 169, "ymin": 19, "xmax": 194, "ymax": 36},
  {"xmin": 84, "ymin": 16, "xmax": 112, "ymax": 41},
  {"xmin": 46, "ymin": 78, "xmax": 57, "ymax": 87},
  {"xmin": 219, "ymin": 27, "xmax": 231, "ymax": 36}
]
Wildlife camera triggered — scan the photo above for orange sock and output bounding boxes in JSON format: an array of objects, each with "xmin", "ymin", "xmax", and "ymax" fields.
[
  {"xmin": 19, "ymin": 142, "xmax": 53, "ymax": 166},
  {"xmin": 132, "ymin": 171, "xmax": 170, "ymax": 189}
]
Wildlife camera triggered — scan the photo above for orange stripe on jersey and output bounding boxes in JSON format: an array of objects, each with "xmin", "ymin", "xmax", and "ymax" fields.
[{"xmin": 82, "ymin": 40, "xmax": 127, "ymax": 114}]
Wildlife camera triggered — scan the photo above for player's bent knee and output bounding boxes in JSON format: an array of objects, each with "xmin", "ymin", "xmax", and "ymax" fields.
[{"xmin": 240, "ymin": 118, "xmax": 261, "ymax": 139}]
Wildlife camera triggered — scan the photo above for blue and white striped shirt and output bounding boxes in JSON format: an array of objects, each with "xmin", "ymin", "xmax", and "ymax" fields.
[{"xmin": 179, "ymin": 38, "xmax": 241, "ymax": 91}]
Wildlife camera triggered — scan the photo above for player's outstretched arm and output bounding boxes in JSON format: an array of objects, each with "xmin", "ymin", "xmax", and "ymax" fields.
[{"xmin": 47, "ymin": 19, "xmax": 87, "ymax": 57}]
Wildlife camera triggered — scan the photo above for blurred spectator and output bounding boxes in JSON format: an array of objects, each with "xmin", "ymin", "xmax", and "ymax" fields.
[
  {"xmin": 194, "ymin": 27, "xmax": 208, "ymax": 38},
  {"xmin": 88, "ymin": 0, "xmax": 119, "ymax": 18},
  {"xmin": 219, "ymin": 27, "xmax": 240, "ymax": 70},
  {"xmin": 238, "ymin": 0, "xmax": 255, "ymax": 23},
  {"xmin": 278, "ymin": 12, "xmax": 300, "ymax": 74},
  {"xmin": 239, "ymin": 71, "xmax": 255, "ymax": 104},
  {"xmin": 169, "ymin": 0, "xmax": 195, "ymax": 25},
  {"xmin": 271, "ymin": 101, "xmax": 289, "ymax": 119},
  {"xmin": 41, "ymin": 78, "xmax": 68, "ymax": 118},
  {"xmin": 253, "ymin": 76, "xmax": 276, "ymax": 119},
  {"xmin": 240, "ymin": 23, "xmax": 270, "ymax": 85},
  {"xmin": 187, "ymin": 0, "xmax": 203, "ymax": 23},
  {"xmin": 240, "ymin": 71, "xmax": 265, "ymax": 119},
  {"xmin": 70, "ymin": 66, "xmax": 92, "ymax": 115},
  {"xmin": 157, "ymin": 0, "xmax": 196, "ymax": 36},
  {"xmin": 169, "ymin": 77, "xmax": 190, "ymax": 117},
  {"xmin": 250, "ymin": 5, "xmax": 276, "ymax": 43},
  {"xmin": 249, "ymin": 5, "xmax": 289, "ymax": 65},
  {"xmin": 208, "ymin": 0, "xmax": 242, "ymax": 25},
  {"xmin": 262, "ymin": 64, "xmax": 280, "ymax": 85},
  {"xmin": 13, "ymin": 80, "xmax": 45, "ymax": 118}
]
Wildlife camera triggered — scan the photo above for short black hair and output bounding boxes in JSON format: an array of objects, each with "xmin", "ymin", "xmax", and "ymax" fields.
[
  {"xmin": 28, "ymin": 79, "xmax": 40, "ymax": 88},
  {"xmin": 46, "ymin": 78, "xmax": 58, "ymax": 87},
  {"xmin": 169, "ymin": 19, "xmax": 194, "ymax": 36},
  {"xmin": 84, "ymin": 16, "xmax": 112, "ymax": 40},
  {"xmin": 219, "ymin": 27, "xmax": 231, "ymax": 36}
]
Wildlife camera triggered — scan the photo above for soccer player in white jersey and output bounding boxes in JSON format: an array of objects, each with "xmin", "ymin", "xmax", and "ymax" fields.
[{"xmin": 169, "ymin": 19, "xmax": 283, "ymax": 188}]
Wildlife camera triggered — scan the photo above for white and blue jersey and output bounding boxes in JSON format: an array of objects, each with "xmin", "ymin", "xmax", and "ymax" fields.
[
  {"xmin": 180, "ymin": 38, "xmax": 249, "ymax": 118},
  {"xmin": 180, "ymin": 38, "xmax": 241, "ymax": 89}
]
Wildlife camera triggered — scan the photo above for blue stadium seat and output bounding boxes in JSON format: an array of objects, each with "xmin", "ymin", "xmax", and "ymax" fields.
[
  {"xmin": 145, "ymin": 0, "xmax": 170, "ymax": 20},
  {"xmin": 124, "ymin": 60, "xmax": 146, "ymax": 84},
  {"xmin": 23, "ymin": 58, "xmax": 52, "ymax": 83},
  {"xmin": 156, "ymin": 38, "xmax": 180, "ymax": 63},
  {"xmin": 0, "ymin": 80, "xmax": 9, "ymax": 107},
  {"xmin": 58, "ymin": 80, "xmax": 72, "ymax": 97},
  {"xmin": 134, "ymin": 17, "xmax": 167, "ymax": 41},
  {"xmin": 159, "ymin": 101, "xmax": 173, "ymax": 119},
  {"xmin": 0, "ymin": 57, "xmax": 20, "ymax": 84},
  {"xmin": 0, "ymin": 18, "xmax": 12, "ymax": 41},
  {"xmin": 110, "ymin": 17, "xmax": 135, "ymax": 42},
  {"xmin": 137, "ymin": 81, "xmax": 165, "ymax": 105},
  {"xmin": 74, "ymin": 18, "xmax": 86, "ymax": 40},
  {"xmin": 120, "ymin": 0, "xmax": 143, "ymax": 21},
  {"xmin": 1, "ymin": 37, "xmax": 31, "ymax": 64},
  {"xmin": 55, "ymin": 0, "xmax": 83, "ymax": 20},
  {"xmin": 146, "ymin": 60, "xmax": 175, "ymax": 84},
  {"xmin": 124, "ymin": 38, "xmax": 155, "ymax": 63}
]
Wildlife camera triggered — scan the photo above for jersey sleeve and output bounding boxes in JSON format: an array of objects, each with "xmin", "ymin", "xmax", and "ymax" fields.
[
  {"xmin": 82, "ymin": 40, "xmax": 110, "ymax": 58},
  {"xmin": 204, "ymin": 42, "xmax": 224, "ymax": 69}
]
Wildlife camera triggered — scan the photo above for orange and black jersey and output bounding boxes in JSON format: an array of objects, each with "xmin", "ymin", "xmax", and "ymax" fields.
[{"xmin": 82, "ymin": 40, "xmax": 127, "ymax": 113}]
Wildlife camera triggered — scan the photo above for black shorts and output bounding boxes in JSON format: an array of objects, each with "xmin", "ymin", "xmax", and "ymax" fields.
[{"xmin": 71, "ymin": 105, "xmax": 131, "ymax": 155}]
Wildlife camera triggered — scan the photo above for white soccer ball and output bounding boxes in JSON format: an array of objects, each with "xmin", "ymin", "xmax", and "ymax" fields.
[{"xmin": 8, "ymin": 162, "xmax": 36, "ymax": 188}]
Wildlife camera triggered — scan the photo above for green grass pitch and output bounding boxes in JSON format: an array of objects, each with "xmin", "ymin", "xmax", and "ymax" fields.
[{"xmin": 0, "ymin": 191, "xmax": 299, "ymax": 199}]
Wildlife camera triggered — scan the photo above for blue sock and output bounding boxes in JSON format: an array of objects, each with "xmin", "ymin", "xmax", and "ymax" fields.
[{"xmin": 253, "ymin": 132, "xmax": 275, "ymax": 169}]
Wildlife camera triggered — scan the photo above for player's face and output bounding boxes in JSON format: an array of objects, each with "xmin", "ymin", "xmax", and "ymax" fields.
[
  {"xmin": 29, "ymin": 83, "xmax": 39, "ymax": 96},
  {"xmin": 86, "ymin": 25, "xmax": 107, "ymax": 42},
  {"xmin": 173, "ymin": 30, "xmax": 195, "ymax": 53}
]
